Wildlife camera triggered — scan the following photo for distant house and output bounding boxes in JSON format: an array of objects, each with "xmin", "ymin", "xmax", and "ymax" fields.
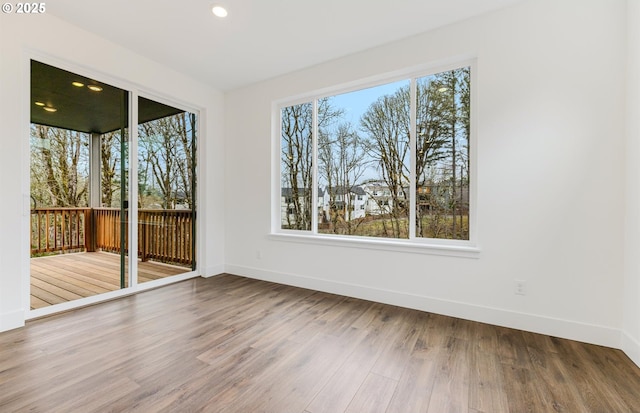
[
  {"xmin": 416, "ymin": 181, "xmax": 470, "ymax": 214},
  {"xmin": 281, "ymin": 187, "xmax": 309, "ymax": 228},
  {"xmin": 362, "ymin": 181, "xmax": 394, "ymax": 215},
  {"xmin": 318, "ymin": 187, "xmax": 329, "ymax": 223},
  {"xmin": 281, "ymin": 187, "xmax": 327, "ymax": 228},
  {"xmin": 280, "ymin": 181, "xmax": 424, "ymax": 224},
  {"xmin": 325, "ymin": 186, "xmax": 367, "ymax": 221}
]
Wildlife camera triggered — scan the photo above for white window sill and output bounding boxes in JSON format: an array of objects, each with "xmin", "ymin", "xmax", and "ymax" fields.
[{"xmin": 268, "ymin": 232, "xmax": 480, "ymax": 258}]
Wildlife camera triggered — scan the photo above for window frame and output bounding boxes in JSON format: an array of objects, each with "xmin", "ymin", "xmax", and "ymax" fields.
[{"xmin": 271, "ymin": 59, "xmax": 479, "ymax": 258}]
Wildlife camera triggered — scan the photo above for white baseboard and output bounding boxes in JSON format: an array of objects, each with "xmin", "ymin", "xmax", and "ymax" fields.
[
  {"xmin": 225, "ymin": 264, "xmax": 621, "ymax": 349},
  {"xmin": 622, "ymin": 331, "xmax": 640, "ymax": 368},
  {"xmin": 0, "ymin": 309, "xmax": 25, "ymax": 333},
  {"xmin": 202, "ymin": 264, "xmax": 225, "ymax": 278}
]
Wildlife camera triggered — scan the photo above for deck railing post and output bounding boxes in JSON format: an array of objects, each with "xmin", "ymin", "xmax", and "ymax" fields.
[
  {"xmin": 140, "ymin": 211, "xmax": 148, "ymax": 262},
  {"xmin": 85, "ymin": 208, "xmax": 96, "ymax": 252}
]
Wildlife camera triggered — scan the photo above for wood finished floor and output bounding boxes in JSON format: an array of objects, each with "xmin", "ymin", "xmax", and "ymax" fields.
[
  {"xmin": 1, "ymin": 274, "xmax": 639, "ymax": 412},
  {"xmin": 30, "ymin": 252, "xmax": 189, "ymax": 310}
]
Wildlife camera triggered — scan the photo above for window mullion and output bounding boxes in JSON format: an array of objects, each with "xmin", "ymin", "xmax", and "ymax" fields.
[
  {"xmin": 312, "ymin": 99, "xmax": 319, "ymax": 234},
  {"xmin": 409, "ymin": 78, "xmax": 417, "ymax": 240}
]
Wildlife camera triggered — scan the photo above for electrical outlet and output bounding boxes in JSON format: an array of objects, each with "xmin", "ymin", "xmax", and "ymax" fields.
[{"xmin": 514, "ymin": 279, "xmax": 527, "ymax": 296}]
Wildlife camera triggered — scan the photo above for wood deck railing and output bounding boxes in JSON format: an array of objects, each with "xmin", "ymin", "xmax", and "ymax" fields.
[
  {"xmin": 30, "ymin": 208, "xmax": 92, "ymax": 254},
  {"xmin": 30, "ymin": 207, "xmax": 193, "ymax": 266}
]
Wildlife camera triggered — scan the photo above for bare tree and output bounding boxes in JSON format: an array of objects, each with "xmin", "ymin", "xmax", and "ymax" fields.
[
  {"xmin": 281, "ymin": 99, "xmax": 342, "ymax": 230},
  {"xmin": 360, "ymin": 88, "xmax": 411, "ymax": 238},
  {"xmin": 30, "ymin": 125, "xmax": 89, "ymax": 207},
  {"xmin": 428, "ymin": 68, "xmax": 470, "ymax": 240},
  {"xmin": 281, "ymin": 102, "xmax": 313, "ymax": 230},
  {"xmin": 100, "ymin": 131, "xmax": 122, "ymax": 207},
  {"xmin": 173, "ymin": 112, "xmax": 197, "ymax": 209},
  {"xmin": 137, "ymin": 112, "xmax": 195, "ymax": 209},
  {"xmin": 318, "ymin": 122, "xmax": 368, "ymax": 234},
  {"xmin": 415, "ymin": 75, "xmax": 455, "ymax": 237}
]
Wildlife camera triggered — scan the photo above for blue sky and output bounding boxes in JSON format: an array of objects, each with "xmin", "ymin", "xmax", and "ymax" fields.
[
  {"xmin": 328, "ymin": 79, "xmax": 409, "ymax": 130},
  {"xmin": 322, "ymin": 79, "xmax": 410, "ymax": 183}
]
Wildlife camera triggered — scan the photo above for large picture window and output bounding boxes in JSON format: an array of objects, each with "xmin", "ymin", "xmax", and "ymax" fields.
[{"xmin": 277, "ymin": 64, "xmax": 473, "ymax": 245}]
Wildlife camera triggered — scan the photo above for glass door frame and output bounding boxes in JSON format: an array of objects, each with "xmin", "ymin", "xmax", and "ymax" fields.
[
  {"xmin": 130, "ymin": 93, "xmax": 200, "ymax": 289},
  {"xmin": 25, "ymin": 54, "xmax": 202, "ymax": 319}
]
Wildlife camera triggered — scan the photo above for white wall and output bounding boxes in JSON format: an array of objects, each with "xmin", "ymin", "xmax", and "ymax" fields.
[
  {"xmin": 0, "ymin": 12, "xmax": 225, "ymax": 331},
  {"xmin": 623, "ymin": 0, "xmax": 640, "ymax": 367},
  {"xmin": 225, "ymin": 0, "xmax": 628, "ymax": 348}
]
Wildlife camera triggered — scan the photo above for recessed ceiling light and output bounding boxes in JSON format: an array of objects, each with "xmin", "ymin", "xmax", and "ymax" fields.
[
  {"xmin": 43, "ymin": 107, "xmax": 57, "ymax": 112},
  {"xmin": 212, "ymin": 5, "xmax": 228, "ymax": 18},
  {"xmin": 72, "ymin": 81, "xmax": 84, "ymax": 87},
  {"xmin": 87, "ymin": 85, "xmax": 103, "ymax": 92},
  {"xmin": 35, "ymin": 102, "xmax": 45, "ymax": 106}
]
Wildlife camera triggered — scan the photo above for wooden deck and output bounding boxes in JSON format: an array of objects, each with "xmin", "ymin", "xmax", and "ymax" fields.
[{"xmin": 30, "ymin": 251, "xmax": 189, "ymax": 310}]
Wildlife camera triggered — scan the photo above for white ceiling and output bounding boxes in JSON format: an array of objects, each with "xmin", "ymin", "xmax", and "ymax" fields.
[{"xmin": 48, "ymin": 0, "xmax": 524, "ymax": 91}]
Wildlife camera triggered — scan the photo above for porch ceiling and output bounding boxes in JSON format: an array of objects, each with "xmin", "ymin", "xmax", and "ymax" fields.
[{"xmin": 31, "ymin": 60, "xmax": 184, "ymax": 134}]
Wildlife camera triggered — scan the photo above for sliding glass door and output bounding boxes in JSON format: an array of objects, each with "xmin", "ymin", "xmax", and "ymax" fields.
[
  {"xmin": 136, "ymin": 97, "xmax": 197, "ymax": 284},
  {"xmin": 29, "ymin": 60, "xmax": 197, "ymax": 312},
  {"xmin": 30, "ymin": 61, "xmax": 131, "ymax": 309}
]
